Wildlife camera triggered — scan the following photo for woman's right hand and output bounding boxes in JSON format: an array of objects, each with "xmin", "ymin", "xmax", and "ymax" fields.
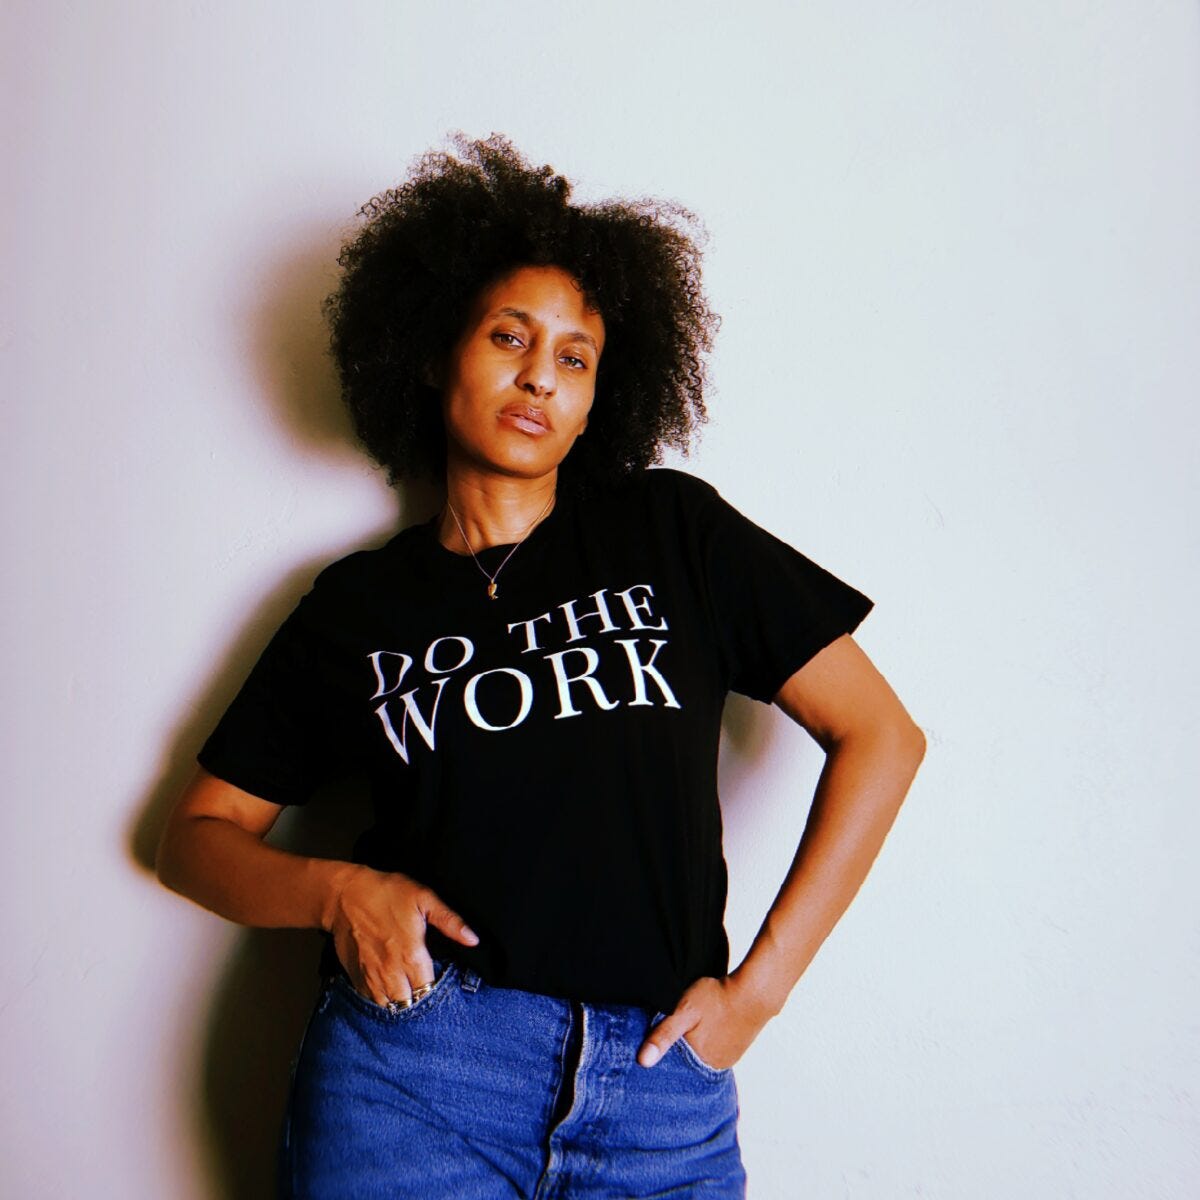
[{"xmin": 325, "ymin": 865, "xmax": 480, "ymax": 1007}]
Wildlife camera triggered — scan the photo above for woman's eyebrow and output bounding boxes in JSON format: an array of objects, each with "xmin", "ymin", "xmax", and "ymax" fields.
[{"xmin": 491, "ymin": 307, "xmax": 599, "ymax": 352}]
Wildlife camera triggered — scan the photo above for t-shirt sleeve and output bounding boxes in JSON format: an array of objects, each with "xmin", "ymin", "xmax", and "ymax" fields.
[
  {"xmin": 680, "ymin": 473, "xmax": 875, "ymax": 705},
  {"xmin": 196, "ymin": 585, "xmax": 359, "ymax": 807}
]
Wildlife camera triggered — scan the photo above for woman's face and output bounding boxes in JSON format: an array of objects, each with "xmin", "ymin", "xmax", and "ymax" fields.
[{"xmin": 439, "ymin": 264, "xmax": 605, "ymax": 486}]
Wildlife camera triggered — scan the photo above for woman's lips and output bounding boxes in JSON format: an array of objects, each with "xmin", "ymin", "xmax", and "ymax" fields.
[{"xmin": 498, "ymin": 410, "xmax": 549, "ymax": 436}]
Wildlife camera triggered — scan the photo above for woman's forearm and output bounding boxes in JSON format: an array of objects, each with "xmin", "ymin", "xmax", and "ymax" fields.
[
  {"xmin": 157, "ymin": 774, "xmax": 483, "ymax": 1002},
  {"xmin": 731, "ymin": 722, "xmax": 925, "ymax": 1017},
  {"xmin": 156, "ymin": 813, "xmax": 359, "ymax": 933}
]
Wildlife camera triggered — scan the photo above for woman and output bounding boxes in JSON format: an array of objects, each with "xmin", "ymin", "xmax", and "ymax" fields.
[{"xmin": 157, "ymin": 134, "xmax": 926, "ymax": 1199}]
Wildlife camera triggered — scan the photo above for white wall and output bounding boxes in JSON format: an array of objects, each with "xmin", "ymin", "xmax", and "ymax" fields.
[{"xmin": 4, "ymin": 2, "xmax": 1197, "ymax": 1196}]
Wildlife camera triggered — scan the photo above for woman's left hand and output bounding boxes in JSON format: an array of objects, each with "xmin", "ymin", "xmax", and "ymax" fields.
[{"xmin": 637, "ymin": 974, "xmax": 773, "ymax": 1071}]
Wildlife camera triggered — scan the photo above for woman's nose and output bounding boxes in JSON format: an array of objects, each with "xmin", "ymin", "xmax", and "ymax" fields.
[{"xmin": 515, "ymin": 346, "xmax": 556, "ymax": 396}]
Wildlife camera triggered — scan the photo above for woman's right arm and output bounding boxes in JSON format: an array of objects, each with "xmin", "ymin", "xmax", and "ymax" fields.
[{"xmin": 154, "ymin": 765, "xmax": 480, "ymax": 1005}]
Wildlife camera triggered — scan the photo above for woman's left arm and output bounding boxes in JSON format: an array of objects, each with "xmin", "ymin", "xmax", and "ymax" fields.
[{"xmin": 639, "ymin": 633, "xmax": 926, "ymax": 1069}]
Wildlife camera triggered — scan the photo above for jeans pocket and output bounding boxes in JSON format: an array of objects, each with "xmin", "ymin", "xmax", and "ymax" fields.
[
  {"xmin": 649, "ymin": 1009, "xmax": 732, "ymax": 1080},
  {"xmin": 675, "ymin": 1031, "xmax": 733, "ymax": 1079},
  {"xmin": 330, "ymin": 958, "xmax": 457, "ymax": 1023}
]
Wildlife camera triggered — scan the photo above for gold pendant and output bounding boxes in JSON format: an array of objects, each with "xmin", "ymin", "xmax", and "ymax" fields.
[{"xmin": 487, "ymin": 582, "xmax": 498, "ymax": 599}]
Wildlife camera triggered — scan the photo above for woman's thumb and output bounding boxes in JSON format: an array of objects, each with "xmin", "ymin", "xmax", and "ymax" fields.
[{"xmin": 426, "ymin": 898, "xmax": 481, "ymax": 946}]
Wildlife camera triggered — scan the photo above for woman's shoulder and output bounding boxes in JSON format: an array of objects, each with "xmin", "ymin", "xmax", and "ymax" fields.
[
  {"xmin": 571, "ymin": 467, "xmax": 724, "ymax": 538},
  {"xmin": 595, "ymin": 465, "xmax": 720, "ymax": 507},
  {"xmin": 565, "ymin": 468, "xmax": 728, "ymax": 557},
  {"xmin": 289, "ymin": 526, "xmax": 429, "ymax": 621}
]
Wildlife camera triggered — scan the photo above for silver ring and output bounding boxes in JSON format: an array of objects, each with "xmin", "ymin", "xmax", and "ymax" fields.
[{"xmin": 385, "ymin": 981, "xmax": 434, "ymax": 1014}]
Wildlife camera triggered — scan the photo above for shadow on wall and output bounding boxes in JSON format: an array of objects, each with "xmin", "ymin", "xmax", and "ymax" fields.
[
  {"xmin": 196, "ymin": 787, "xmax": 373, "ymax": 1200},
  {"xmin": 122, "ymin": 230, "xmax": 436, "ymax": 1199},
  {"xmin": 129, "ymin": 572, "xmax": 383, "ymax": 1199}
]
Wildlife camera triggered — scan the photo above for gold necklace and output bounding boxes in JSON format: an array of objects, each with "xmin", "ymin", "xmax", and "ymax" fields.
[{"xmin": 445, "ymin": 490, "xmax": 556, "ymax": 600}]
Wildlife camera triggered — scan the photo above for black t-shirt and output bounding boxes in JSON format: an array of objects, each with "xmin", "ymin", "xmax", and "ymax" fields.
[{"xmin": 196, "ymin": 467, "xmax": 874, "ymax": 1012}]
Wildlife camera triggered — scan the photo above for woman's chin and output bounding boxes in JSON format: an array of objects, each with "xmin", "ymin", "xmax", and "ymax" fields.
[{"xmin": 449, "ymin": 445, "xmax": 567, "ymax": 482}]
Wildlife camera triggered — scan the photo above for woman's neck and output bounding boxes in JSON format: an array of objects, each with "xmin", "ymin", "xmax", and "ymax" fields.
[{"xmin": 434, "ymin": 472, "xmax": 558, "ymax": 555}]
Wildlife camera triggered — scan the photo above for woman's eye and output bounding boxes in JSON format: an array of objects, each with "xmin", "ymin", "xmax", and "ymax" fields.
[
  {"xmin": 561, "ymin": 356, "xmax": 586, "ymax": 370},
  {"xmin": 493, "ymin": 332, "xmax": 522, "ymax": 347}
]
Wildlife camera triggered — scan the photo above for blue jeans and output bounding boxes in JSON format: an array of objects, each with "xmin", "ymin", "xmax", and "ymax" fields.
[{"xmin": 279, "ymin": 955, "xmax": 748, "ymax": 1198}]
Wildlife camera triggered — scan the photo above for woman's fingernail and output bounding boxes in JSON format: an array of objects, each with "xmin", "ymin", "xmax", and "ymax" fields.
[
  {"xmin": 462, "ymin": 927, "xmax": 479, "ymax": 943},
  {"xmin": 641, "ymin": 1044, "xmax": 661, "ymax": 1067}
]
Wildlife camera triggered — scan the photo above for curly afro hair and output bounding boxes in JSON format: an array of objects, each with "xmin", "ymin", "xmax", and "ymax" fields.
[{"xmin": 321, "ymin": 132, "xmax": 719, "ymax": 499}]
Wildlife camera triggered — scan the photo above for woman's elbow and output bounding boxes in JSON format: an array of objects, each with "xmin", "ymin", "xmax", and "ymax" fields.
[
  {"xmin": 900, "ymin": 718, "xmax": 927, "ymax": 762},
  {"xmin": 154, "ymin": 809, "xmax": 193, "ymax": 894},
  {"xmin": 154, "ymin": 798, "xmax": 217, "ymax": 895},
  {"xmin": 836, "ymin": 711, "xmax": 926, "ymax": 770},
  {"xmin": 881, "ymin": 711, "xmax": 927, "ymax": 772}
]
